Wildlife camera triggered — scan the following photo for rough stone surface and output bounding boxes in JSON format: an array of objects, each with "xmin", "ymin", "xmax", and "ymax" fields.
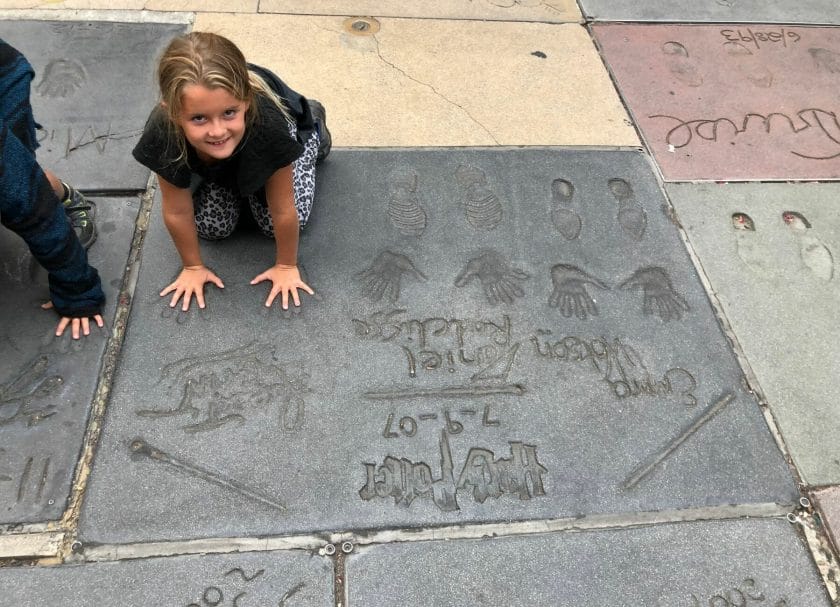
[
  {"xmin": 594, "ymin": 24, "xmax": 840, "ymax": 181},
  {"xmin": 0, "ymin": 550, "xmax": 333, "ymax": 606},
  {"xmin": 0, "ymin": 197, "xmax": 139, "ymax": 523},
  {"xmin": 814, "ymin": 486, "xmax": 840, "ymax": 553},
  {"xmin": 0, "ymin": 20, "xmax": 186, "ymax": 191},
  {"xmin": 78, "ymin": 150, "xmax": 795, "ymax": 545},
  {"xmin": 258, "ymin": 0, "xmax": 581, "ymax": 22},
  {"xmin": 668, "ymin": 182, "xmax": 840, "ymax": 485},
  {"xmin": 347, "ymin": 519, "xmax": 830, "ymax": 606},
  {"xmin": 581, "ymin": 0, "xmax": 840, "ymax": 24},
  {"xmin": 193, "ymin": 14, "xmax": 639, "ymax": 148}
]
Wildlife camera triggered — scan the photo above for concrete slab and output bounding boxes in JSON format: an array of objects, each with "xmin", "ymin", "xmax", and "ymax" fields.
[
  {"xmin": 0, "ymin": 20, "xmax": 186, "ymax": 191},
  {"xmin": 194, "ymin": 14, "xmax": 638, "ymax": 148},
  {"xmin": 79, "ymin": 149, "xmax": 795, "ymax": 545},
  {"xmin": 593, "ymin": 24, "xmax": 840, "ymax": 181},
  {"xmin": 0, "ymin": 550, "xmax": 333, "ymax": 606},
  {"xmin": 581, "ymin": 0, "xmax": 840, "ymax": 25},
  {"xmin": 258, "ymin": 0, "xmax": 581, "ymax": 23},
  {"xmin": 667, "ymin": 182, "xmax": 840, "ymax": 485},
  {"xmin": 347, "ymin": 519, "xmax": 830, "ymax": 606},
  {"xmin": 0, "ymin": 197, "xmax": 138, "ymax": 523},
  {"xmin": 0, "ymin": 1, "xmax": 146, "ymax": 8},
  {"xmin": 145, "ymin": 0, "xmax": 257, "ymax": 11},
  {"xmin": 814, "ymin": 486, "xmax": 840, "ymax": 552}
]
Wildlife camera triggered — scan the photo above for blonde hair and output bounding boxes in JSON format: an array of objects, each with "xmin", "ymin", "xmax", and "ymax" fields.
[{"xmin": 157, "ymin": 32, "xmax": 291, "ymax": 163}]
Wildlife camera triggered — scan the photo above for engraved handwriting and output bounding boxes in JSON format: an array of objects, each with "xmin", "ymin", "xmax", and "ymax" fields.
[
  {"xmin": 720, "ymin": 28, "xmax": 801, "ymax": 50},
  {"xmin": 352, "ymin": 310, "xmax": 515, "ymax": 380},
  {"xmin": 360, "ymin": 429, "xmax": 547, "ymax": 511},
  {"xmin": 185, "ymin": 567, "xmax": 303, "ymax": 606},
  {"xmin": 383, "ymin": 405, "xmax": 500, "ymax": 438},
  {"xmin": 684, "ymin": 577, "xmax": 789, "ymax": 607},
  {"xmin": 530, "ymin": 331, "xmax": 697, "ymax": 406},
  {"xmin": 0, "ymin": 356, "xmax": 62, "ymax": 428},
  {"xmin": 138, "ymin": 342, "xmax": 309, "ymax": 435},
  {"xmin": 650, "ymin": 108, "xmax": 840, "ymax": 161},
  {"xmin": 35, "ymin": 124, "xmax": 142, "ymax": 158}
]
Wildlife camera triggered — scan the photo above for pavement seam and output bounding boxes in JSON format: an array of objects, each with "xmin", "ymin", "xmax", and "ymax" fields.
[
  {"xmin": 0, "ymin": 9, "xmax": 193, "ymax": 23},
  {"xmin": 57, "ymin": 179, "xmax": 156, "ymax": 562},
  {"xmin": 75, "ymin": 502, "xmax": 792, "ymax": 563}
]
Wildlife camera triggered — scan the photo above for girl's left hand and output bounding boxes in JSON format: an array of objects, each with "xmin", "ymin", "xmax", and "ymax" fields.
[{"xmin": 250, "ymin": 264, "xmax": 315, "ymax": 309}]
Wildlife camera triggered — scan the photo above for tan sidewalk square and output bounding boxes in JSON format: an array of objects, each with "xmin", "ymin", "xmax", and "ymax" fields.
[
  {"xmin": 259, "ymin": 0, "xmax": 581, "ymax": 23},
  {"xmin": 193, "ymin": 14, "xmax": 637, "ymax": 147}
]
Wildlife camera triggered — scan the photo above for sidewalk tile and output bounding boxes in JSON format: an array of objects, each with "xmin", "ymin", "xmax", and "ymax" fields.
[
  {"xmin": 193, "ymin": 14, "xmax": 638, "ymax": 147},
  {"xmin": 259, "ymin": 0, "xmax": 581, "ymax": 23},
  {"xmin": 0, "ymin": 20, "xmax": 186, "ymax": 190},
  {"xmin": 0, "ymin": 550, "xmax": 333, "ymax": 606},
  {"xmin": 0, "ymin": 198, "xmax": 139, "ymax": 524},
  {"xmin": 79, "ymin": 150, "xmax": 794, "ymax": 545},
  {"xmin": 668, "ymin": 182, "xmax": 840, "ymax": 485},
  {"xmin": 594, "ymin": 24, "xmax": 840, "ymax": 181},
  {"xmin": 348, "ymin": 520, "xmax": 830, "ymax": 606},
  {"xmin": 144, "ymin": 0, "xmax": 257, "ymax": 11},
  {"xmin": 814, "ymin": 486, "xmax": 840, "ymax": 553},
  {"xmin": 581, "ymin": 0, "xmax": 840, "ymax": 25}
]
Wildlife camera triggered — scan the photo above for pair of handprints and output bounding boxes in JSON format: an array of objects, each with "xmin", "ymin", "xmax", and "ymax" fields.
[{"xmin": 356, "ymin": 250, "xmax": 688, "ymax": 321}]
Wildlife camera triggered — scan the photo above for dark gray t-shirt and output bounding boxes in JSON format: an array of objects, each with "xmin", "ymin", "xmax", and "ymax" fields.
[{"xmin": 132, "ymin": 92, "xmax": 304, "ymax": 196}]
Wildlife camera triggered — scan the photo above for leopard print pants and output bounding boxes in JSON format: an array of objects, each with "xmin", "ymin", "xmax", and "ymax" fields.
[{"xmin": 193, "ymin": 124, "xmax": 319, "ymax": 240}]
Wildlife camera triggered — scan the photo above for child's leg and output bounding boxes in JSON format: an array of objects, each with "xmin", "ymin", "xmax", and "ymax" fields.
[
  {"xmin": 246, "ymin": 123, "xmax": 320, "ymax": 237},
  {"xmin": 192, "ymin": 182, "xmax": 241, "ymax": 240}
]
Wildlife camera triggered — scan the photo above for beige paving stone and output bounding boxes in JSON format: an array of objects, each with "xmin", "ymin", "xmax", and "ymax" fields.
[
  {"xmin": 144, "ymin": 0, "xmax": 256, "ymax": 11},
  {"xmin": 259, "ymin": 0, "xmax": 581, "ymax": 23},
  {"xmin": 193, "ymin": 14, "xmax": 638, "ymax": 147},
  {"xmin": 0, "ymin": 0, "xmax": 143, "ymax": 8}
]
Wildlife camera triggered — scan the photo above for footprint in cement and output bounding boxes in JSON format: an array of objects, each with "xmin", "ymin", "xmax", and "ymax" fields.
[
  {"xmin": 782, "ymin": 211, "xmax": 834, "ymax": 281},
  {"xmin": 731, "ymin": 212, "xmax": 773, "ymax": 276},
  {"xmin": 455, "ymin": 164, "xmax": 504, "ymax": 231},
  {"xmin": 549, "ymin": 178, "xmax": 581, "ymax": 240},
  {"xmin": 387, "ymin": 168, "xmax": 427, "ymax": 237},
  {"xmin": 608, "ymin": 178, "xmax": 646, "ymax": 241},
  {"xmin": 662, "ymin": 41, "xmax": 703, "ymax": 87},
  {"xmin": 724, "ymin": 42, "xmax": 774, "ymax": 88}
]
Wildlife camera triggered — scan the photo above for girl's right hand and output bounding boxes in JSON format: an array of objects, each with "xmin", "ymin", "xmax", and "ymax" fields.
[{"xmin": 160, "ymin": 265, "xmax": 225, "ymax": 311}]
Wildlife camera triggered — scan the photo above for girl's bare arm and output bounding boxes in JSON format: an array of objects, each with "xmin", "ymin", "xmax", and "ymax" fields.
[
  {"xmin": 157, "ymin": 175, "xmax": 224, "ymax": 310},
  {"xmin": 250, "ymin": 164, "xmax": 314, "ymax": 308}
]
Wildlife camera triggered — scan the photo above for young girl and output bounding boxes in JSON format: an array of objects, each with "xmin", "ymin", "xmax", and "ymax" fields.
[{"xmin": 132, "ymin": 32, "xmax": 330, "ymax": 312}]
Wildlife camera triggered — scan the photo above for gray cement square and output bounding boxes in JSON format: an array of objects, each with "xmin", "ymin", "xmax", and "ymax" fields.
[
  {"xmin": 580, "ymin": 0, "xmax": 840, "ymax": 24},
  {"xmin": 0, "ymin": 197, "xmax": 138, "ymax": 523},
  {"xmin": 0, "ymin": 550, "xmax": 333, "ymax": 606},
  {"xmin": 0, "ymin": 20, "xmax": 186, "ymax": 191},
  {"xmin": 346, "ymin": 519, "xmax": 830, "ymax": 606},
  {"xmin": 667, "ymin": 183, "xmax": 840, "ymax": 485},
  {"xmin": 80, "ymin": 150, "xmax": 795, "ymax": 545}
]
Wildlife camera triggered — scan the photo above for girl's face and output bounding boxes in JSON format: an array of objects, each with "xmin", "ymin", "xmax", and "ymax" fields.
[{"xmin": 176, "ymin": 84, "xmax": 250, "ymax": 163}]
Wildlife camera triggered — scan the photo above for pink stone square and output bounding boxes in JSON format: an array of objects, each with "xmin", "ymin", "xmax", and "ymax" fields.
[{"xmin": 594, "ymin": 24, "xmax": 840, "ymax": 181}]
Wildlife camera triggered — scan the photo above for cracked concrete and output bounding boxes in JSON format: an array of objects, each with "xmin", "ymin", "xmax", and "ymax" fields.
[{"xmin": 192, "ymin": 13, "xmax": 638, "ymax": 147}]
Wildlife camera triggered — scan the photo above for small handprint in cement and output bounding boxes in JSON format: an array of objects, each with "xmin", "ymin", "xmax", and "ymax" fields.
[
  {"xmin": 356, "ymin": 250, "xmax": 427, "ymax": 303},
  {"xmin": 454, "ymin": 250, "xmax": 530, "ymax": 305},
  {"xmin": 620, "ymin": 266, "xmax": 689, "ymax": 322},
  {"xmin": 35, "ymin": 59, "xmax": 86, "ymax": 98},
  {"xmin": 548, "ymin": 264, "xmax": 609, "ymax": 320}
]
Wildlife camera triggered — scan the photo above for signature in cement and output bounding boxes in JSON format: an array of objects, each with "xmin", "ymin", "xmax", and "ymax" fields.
[
  {"xmin": 360, "ymin": 429, "xmax": 547, "ymax": 512},
  {"xmin": 685, "ymin": 577, "xmax": 789, "ymax": 607},
  {"xmin": 649, "ymin": 108, "xmax": 840, "ymax": 161}
]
